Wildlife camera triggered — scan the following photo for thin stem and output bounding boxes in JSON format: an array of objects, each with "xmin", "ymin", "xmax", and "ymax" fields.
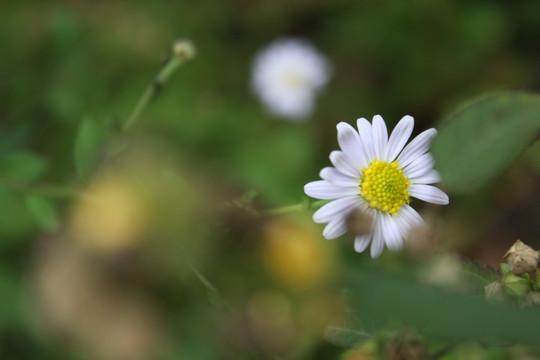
[
  {"xmin": 182, "ymin": 253, "xmax": 237, "ymax": 314},
  {"xmin": 264, "ymin": 199, "xmax": 329, "ymax": 216},
  {"xmin": 122, "ymin": 39, "xmax": 196, "ymax": 132},
  {"xmin": 122, "ymin": 57, "xmax": 181, "ymax": 132},
  {"xmin": 185, "ymin": 259, "xmax": 219, "ymax": 293}
]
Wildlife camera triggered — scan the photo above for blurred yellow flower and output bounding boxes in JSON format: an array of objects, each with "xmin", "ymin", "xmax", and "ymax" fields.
[
  {"xmin": 262, "ymin": 218, "xmax": 335, "ymax": 289},
  {"xmin": 68, "ymin": 173, "xmax": 149, "ymax": 252}
]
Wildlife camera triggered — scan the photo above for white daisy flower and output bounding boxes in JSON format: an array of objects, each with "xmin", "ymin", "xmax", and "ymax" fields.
[
  {"xmin": 251, "ymin": 38, "xmax": 332, "ymax": 120},
  {"xmin": 304, "ymin": 115, "xmax": 449, "ymax": 258}
]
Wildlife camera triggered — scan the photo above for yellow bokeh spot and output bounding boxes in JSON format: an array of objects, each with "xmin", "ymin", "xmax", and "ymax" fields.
[
  {"xmin": 262, "ymin": 220, "xmax": 333, "ymax": 289},
  {"xmin": 360, "ymin": 160, "xmax": 410, "ymax": 215},
  {"xmin": 68, "ymin": 175, "xmax": 149, "ymax": 252}
]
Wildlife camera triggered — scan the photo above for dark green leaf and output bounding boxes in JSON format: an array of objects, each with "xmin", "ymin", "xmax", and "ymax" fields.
[
  {"xmin": 347, "ymin": 270, "xmax": 540, "ymax": 346},
  {"xmin": 432, "ymin": 92, "xmax": 540, "ymax": 193},
  {"xmin": 74, "ymin": 117, "xmax": 102, "ymax": 180},
  {"xmin": 24, "ymin": 194, "xmax": 59, "ymax": 231}
]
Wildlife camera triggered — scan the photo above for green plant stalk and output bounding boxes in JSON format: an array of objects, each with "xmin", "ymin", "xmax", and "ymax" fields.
[
  {"xmin": 122, "ymin": 56, "xmax": 187, "ymax": 132},
  {"xmin": 264, "ymin": 199, "xmax": 329, "ymax": 215}
]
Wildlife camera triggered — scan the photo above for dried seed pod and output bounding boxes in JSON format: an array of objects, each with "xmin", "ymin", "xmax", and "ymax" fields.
[{"xmin": 503, "ymin": 240, "xmax": 539, "ymax": 275}]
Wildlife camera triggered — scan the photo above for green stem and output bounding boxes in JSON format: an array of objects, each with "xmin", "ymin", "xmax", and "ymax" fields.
[
  {"xmin": 182, "ymin": 254, "xmax": 237, "ymax": 314},
  {"xmin": 122, "ymin": 57, "xmax": 182, "ymax": 132},
  {"xmin": 264, "ymin": 199, "xmax": 329, "ymax": 215},
  {"xmin": 121, "ymin": 39, "xmax": 196, "ymax": 132}
]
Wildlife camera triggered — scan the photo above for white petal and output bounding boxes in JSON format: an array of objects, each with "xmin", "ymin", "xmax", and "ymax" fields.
[
  {"xmin": 385, "ymin": 115, "xmax": 414, "ymax": 162},
  {"xmin": 357, "ymin": 118, "xmax": 375, "ymax": 161},
  {"xmin": 410, "ymin": 184, "xmax": 449, "ymax": 205},
  {"xmin": 337, "ymin": 122, "xmax": 369, "ymax": 168},
  {"xmin": 381, "ymin": 214, "xmax": 403, "ymax": 251},
  {"xmin": 398, "ymin": 128, "xmax": 437, "ymax": 167},
  {"xmin": 394, "ymin": 211, "xmax": 413, "ymax": 239},
  {"xmin": 398, "ymin": 205, "xmax": 424, "ymax": 228},
  {"xmin": 354, "ymin": 234, "xmax": 372, "ymax": 253},
  {"xmin": 304, "ymin": 180, "xmax": 359, "ymax": 200},
  {"xmin": 370, "ymin": 217, "xmax": 385, "ymax": 258},
  {"xmin": 403, "ymin": 153, "xmax": 434, "ymax": 179},
  {"xmin": 371, "ymin": 115, "xmax": 388, "ymax": 160},
  {"xmin": 319, "ymin": 167, "xmax": 358, "ymax": 186},
  {"xmin": 312, "ymin": 196, "xmax": 360, "ymax": 224},
  {"xmin": 410, "ymin": 170, "xmax": 442, "ymax": 184},
  {"xmin": 323, "ymin": 218, "xmax": 348, "ymax": 239},
  {"xmin": 330, "ymin": 151, "xmax": 360, "ymax": 177}
]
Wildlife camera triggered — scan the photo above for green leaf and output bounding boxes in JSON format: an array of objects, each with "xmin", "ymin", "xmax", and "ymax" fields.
[
  {"xmin": 24, "ymin": 194, "xmax": 59, "ymax": 231},
  {"xmin": 500, "ymin": 263, "xmax": 511, "ymax": 276},
  {"xmin": 0, "ymin": 152, "xmax": 48, "ymax": 184},
  {"xmin": 74, "ymin": 117, "xmax": 102, "ymax": 180},
  {"xmin": 346, "ymin": 269, "xmax": 540, "ymax": 346},
  {"xmin": 432, "ymin": 92, "xmax": 540, "ymax": 193}
]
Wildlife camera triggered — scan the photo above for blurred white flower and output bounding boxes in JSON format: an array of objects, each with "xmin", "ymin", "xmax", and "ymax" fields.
[
  {"xmin": 304, "ymin": 115, "xmax": 449, "ymax": 258},
  {"xmin": 251, "ymin": 38, "xmax": 332, "ymax": 120}
]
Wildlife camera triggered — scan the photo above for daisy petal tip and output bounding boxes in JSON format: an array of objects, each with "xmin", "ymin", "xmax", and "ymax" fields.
[
  {"xmin": 441, "ymin": 192, "xmax": 450, "ymax": 205},
  {"xmin": 321, "ymin": 229, "xmax": 333, "ymax": 240},
  {"xmin": 435, "ymin": 189, "xmax": 450, "ymax": 205},
  {"xmin": 370, "ymin": 247, "xmax": 383, "ymax": 259},
  {"xmin": 312, "ymin": 212, "xmax": 326, "ymax": 224},
  {"xmin": 356, "ymin": 117, "xmax": 369, "ymax": 125},
  {"xmin": 336, "ymin": 122, "xmax": 356, "ymax": 138},
  {"xmin": 336, "ymin": 121, "xmax": 348, "ymax": 130},
  {"xmin": 410, "ymin": 184, "xmax": 449, "ymax": 205},
  {"xmin": 400, "ymin": 115, "xmax": 414, "ymax": 125},
  {"xmin": 354, "ymin": 235, "xmax": 370, "ymax": 253},
  {"xmin": 373, "ymin": 114, "xmax": 384, "ymax": 121},
  {"xmin": 353, "ymin": 245, "xmax": 365, "ymax": 254},
  {"xmin": 303, "ymin": 182, "xmax": 315, "ymax": 195}
]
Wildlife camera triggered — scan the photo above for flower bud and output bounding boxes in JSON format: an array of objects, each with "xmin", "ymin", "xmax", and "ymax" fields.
[
  {"xmin": 172, "ymin": 39, "xmax": 196, "ymax": 61},
  {"xmin": 501, "ymin": 272, "xmax": 532, "ymax": 298},
  {"xmin": 503, "ymin": 239, "xmax": 539, "ymax": 275},
  {"xmin": 484, "ymin": 281, "xmax": 507, "ymax": 303}
]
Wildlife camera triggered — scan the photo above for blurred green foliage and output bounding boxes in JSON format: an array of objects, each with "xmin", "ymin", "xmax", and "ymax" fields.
[
  {"xmin": 0, "ymin": 0, "xmax": 539, "ymax": 359},
  {"xmin": 432, "ymin": 92, "xmax": 540, "ymax": 193}
]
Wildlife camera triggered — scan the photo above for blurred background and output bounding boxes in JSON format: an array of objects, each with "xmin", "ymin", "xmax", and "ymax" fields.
[{"xmin": 0, "ymin": 0, "xmax": 539, "ymax": 359}]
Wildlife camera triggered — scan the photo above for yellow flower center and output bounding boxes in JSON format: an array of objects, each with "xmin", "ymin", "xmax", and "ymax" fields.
[
  {"xmin": 359, "ymin": 160, "xmax": 411, "ymax": 215},
  {"xmin": 281, "ymin": 69, "xmax": 306, "ymax": 89}
]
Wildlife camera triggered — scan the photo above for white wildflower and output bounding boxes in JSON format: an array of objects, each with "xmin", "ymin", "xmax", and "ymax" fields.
[
  {"xmin": 251, "ymin": 38, "xmax": 331, "ymax": 120},
  {"xmin": 304, "ymin": 115, "xmax": 449, "ymax": 258}
]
